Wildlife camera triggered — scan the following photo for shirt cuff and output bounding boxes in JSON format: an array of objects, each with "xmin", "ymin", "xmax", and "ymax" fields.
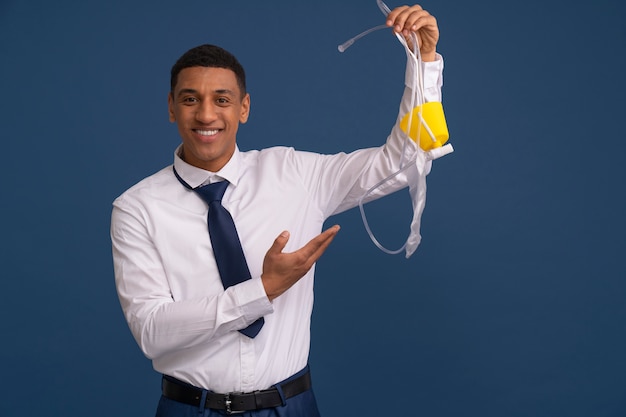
[
  {"xmin": 232, "ymin": 278, "xmax": 274, "ymax": 324},
  {"xmin": 405, "ymin": 53, "xmax": 444, "ymax": 102}
]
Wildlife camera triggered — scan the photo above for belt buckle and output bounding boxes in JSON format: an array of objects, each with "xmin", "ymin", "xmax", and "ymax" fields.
[{"xmin": 224, "ymin": 393, "xmax": 245, "ymax": 415}]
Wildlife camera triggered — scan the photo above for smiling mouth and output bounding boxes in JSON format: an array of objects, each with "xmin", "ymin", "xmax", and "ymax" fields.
[{"xmin": 195, "ymin": 129, "xmax": 220, "ymax": 136}]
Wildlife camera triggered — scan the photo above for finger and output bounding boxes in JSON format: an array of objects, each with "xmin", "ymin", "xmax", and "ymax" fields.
[
  {"xmin": 307, "ymin": 225, "xmax": 340, "ymax": 260},
  {"xmin": 386, "ymin": 5, "xmax": 424, "ymax": 33},
  {"xmin": 317, "ymin": 224, "xmax": 341, "ymax": 243},
  {"xmin": 267, "ymin": 230, "xmax": 290, "ymax": 255},
  {"xmin": 307, "ymin": 225, "xmax": 340, "ymax": 251},
  {"xmin": 403, "ymin": 10, "xmax": 435, "ymax": 33},
  {"xmin": 298, "ymin": 225, "xmax": 340, "ymax": 261},
  {"xmin": 385, "ymin": 5, "xmax": 410, "ymax": 29}
]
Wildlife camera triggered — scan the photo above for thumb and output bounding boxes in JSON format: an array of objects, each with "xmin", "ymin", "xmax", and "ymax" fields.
[{"xmin": 267, "ymin": 230, "xmax": 290, "ymax": 255}]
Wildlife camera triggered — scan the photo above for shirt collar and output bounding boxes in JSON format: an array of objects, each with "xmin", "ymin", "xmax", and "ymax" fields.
[{"xmin": 173, "ymin": 144, "xmax": 241, "ymax": 188}]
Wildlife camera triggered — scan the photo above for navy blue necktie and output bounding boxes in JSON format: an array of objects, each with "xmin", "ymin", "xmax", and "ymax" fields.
[{"xmin": 174, "ymin": 168, "xmax": 264, "ymax": 338}]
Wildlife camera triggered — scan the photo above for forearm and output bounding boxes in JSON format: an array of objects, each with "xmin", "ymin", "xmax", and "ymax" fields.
[
  {"xmin": 111, "ymin": 205, "xmax": 272, "ymax": 359},
  {"xmin": 367, "ymin": 52, "xmax": 445, "ymax": 181},
  {"xmin": 316, "ymin": 55, "xmax": 444, "ymax": 215},
  {"xmin": 128, "ymin": 282, "xmax": 269, "ymax": 358},
  {"xmin": 406, "ymin": 52, "xmax": 443, "ymax": 103}
]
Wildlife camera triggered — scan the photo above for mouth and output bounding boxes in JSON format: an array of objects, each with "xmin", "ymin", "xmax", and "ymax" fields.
[{"xmin": 194, "ymin": 128, "xmax": 221, "ymax": 136}]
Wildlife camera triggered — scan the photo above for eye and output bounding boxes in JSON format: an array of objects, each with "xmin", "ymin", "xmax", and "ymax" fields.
[
  {"xmin": 181, "ymin": 96, "xmax": 199, "ymax": 105},
  {"xmin": 216, "ymin": 97, "xmax": 231, "ymax": 106}
]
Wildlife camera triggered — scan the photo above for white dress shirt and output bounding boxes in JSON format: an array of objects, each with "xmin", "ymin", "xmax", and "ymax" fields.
[{"xmin": 111, "ymin": 56, "xmax": 444, "ymax": 393}]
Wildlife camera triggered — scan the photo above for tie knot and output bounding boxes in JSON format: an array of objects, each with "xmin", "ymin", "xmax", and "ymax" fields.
[{"xmin": 195, "ymin": 181, "xmax": 229, "ymax": 203}]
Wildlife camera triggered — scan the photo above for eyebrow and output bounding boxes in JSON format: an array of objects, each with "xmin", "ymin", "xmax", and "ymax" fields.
[{"xmin": 176, "ymin": 88, "xmax": 236, "ymax": 97}]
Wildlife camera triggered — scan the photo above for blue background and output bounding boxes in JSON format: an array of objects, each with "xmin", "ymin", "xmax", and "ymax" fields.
[{"xmin": 1, "ymin": 0, "xmax": 625, "ymax": 416}]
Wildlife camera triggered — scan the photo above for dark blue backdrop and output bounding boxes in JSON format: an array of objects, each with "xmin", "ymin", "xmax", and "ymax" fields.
[{"xmin": 1, "ymin": 1, "xmax": 625, "ymax": 416}]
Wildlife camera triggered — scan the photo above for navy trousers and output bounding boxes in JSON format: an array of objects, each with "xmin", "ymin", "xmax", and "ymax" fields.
[{"xmin": 155, "ymin": 367, "xmax": 321, "ymax": 417}]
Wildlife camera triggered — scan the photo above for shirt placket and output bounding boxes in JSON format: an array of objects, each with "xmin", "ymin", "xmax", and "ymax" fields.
[{"xmin": 239, "ymin": 335, "xmax": 256, "ymax": 391}]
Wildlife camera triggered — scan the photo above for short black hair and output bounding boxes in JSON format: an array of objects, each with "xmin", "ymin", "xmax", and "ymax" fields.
[{"xmin": 170, "ymin": 44, "xmax": 247, "ymax": 97}]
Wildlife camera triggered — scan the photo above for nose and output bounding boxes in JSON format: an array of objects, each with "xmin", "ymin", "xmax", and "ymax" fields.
[{"xmin": 195, "ymin": 101, "xmax": 218, "ymax": 124}]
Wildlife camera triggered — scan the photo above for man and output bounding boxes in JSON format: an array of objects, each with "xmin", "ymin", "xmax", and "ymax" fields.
[{"xmin": 111, "ymin": 4, "xmax": 444, "ymax": 416}]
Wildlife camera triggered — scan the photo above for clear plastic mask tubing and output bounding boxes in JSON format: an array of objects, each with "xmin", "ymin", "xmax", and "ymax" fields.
[
  {"xmin": 376, "ymin": 0, "xmax": 392, "ymax": 15},
  {"xmin": 357, "ymin": 162, "xmax": 416, "ymax": 255},
  {"xmin": 340, "ymin": 1, "xmax": 431, "ymax": 255},
  {"xmin": 338, "ymin": 24, "xmax": 388, "ymax": 53},
  {"xmin": 338, "ymin": 0, "xmax": 391, "ymax": 53}
]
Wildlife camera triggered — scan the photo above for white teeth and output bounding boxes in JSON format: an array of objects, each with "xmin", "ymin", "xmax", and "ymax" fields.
[{"xmin": 196, "ymin": 129, "xmax": 219, "ymax": 136}]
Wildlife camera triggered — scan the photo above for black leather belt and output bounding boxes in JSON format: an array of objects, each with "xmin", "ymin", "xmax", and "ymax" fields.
[{"xmin": 162, "ymin": 370, "xmax": 311, "ymax": 414}]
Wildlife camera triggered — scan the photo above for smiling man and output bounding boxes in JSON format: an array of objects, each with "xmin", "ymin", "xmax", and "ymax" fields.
[{"xmin": 111, "ymin": 4, "xmax": 445, "ymax": 417}]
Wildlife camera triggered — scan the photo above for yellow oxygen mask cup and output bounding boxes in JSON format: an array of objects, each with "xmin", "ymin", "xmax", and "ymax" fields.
[{"xmin": 399, "ymin": 101, "xmax": 449, "ymax": 151}]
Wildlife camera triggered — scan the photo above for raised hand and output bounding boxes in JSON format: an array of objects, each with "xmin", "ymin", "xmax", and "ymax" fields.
[
  {"xmin": 261, "ymin": 225, "xmax": 340, "ymax": 301},
  {"xmin": 385, "ymin": 4, "xmax": 439, "ymax": 61}
]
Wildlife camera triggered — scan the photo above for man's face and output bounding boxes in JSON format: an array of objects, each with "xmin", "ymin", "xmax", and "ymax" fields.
[{"xmin": 168, "ymin": 66, "xmax": 250, "ymax": 172}]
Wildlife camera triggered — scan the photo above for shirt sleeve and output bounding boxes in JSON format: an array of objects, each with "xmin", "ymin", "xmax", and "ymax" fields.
[
  {"xmin": 111, "ymin": 196, "xmax": 274, "ymax": 360},
  {"xmin": 296, "ymin": 54, "xmax": 445, "ymax": 217}
]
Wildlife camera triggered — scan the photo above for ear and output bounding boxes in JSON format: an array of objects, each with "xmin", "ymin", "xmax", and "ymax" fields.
[
  {"xmin": 239, "ymin": 93, "xmax": 251, "ymax": 124},
  {"xmin": 168, "ymin": 92, "xmax": 176, "ymax": 123}
]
